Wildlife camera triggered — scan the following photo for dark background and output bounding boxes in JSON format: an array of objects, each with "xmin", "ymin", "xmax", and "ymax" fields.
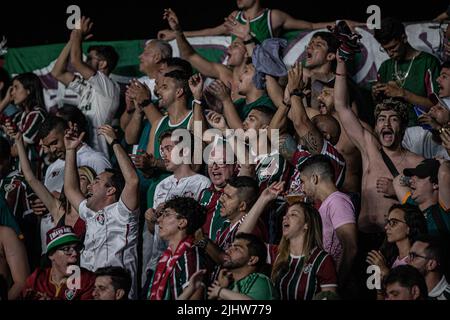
[{"xmin": 1, "ymin": 0, "xmax": 447, "ymax": 48}]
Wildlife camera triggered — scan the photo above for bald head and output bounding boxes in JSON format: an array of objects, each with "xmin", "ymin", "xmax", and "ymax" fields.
[{"xmin": 312, "ymin": 114, "xmax": 341, "ymax": 145}]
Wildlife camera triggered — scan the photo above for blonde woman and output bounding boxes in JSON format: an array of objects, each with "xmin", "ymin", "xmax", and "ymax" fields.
[{"xmin": 239, "ymin": 182, "xmax": 338, "ymax": 300}]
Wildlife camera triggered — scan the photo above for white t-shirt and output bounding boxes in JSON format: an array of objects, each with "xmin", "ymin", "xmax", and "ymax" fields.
[
  {"xmin": 142, "ymin": 173, "xmax": 211, "ymax": 284},
  {"xmin": 402, "ymin": 126, "xmax": 449, "ymax": 160},
  {"xmin": 40, "ymin": 144, "xmax": 111, "ymax": 255},
  {"xmin": 67, "ymin": 72, "xmax": 120, "ymax": 157},
  {"xmin": 138, "ymin": 76, "xmax": 156, "ymax": 100},
  {"xmin": 78, "ymin": 198, "xmax": 139, "ymax": 299},
  {"xmin": 44, "ymin": 144, "xmax": 111, "ymax": 193}
]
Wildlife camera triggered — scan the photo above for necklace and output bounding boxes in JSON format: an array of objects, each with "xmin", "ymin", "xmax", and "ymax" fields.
[{"xmin": 394, "ymin": 53, "xmax": 418, "ymax": 88}]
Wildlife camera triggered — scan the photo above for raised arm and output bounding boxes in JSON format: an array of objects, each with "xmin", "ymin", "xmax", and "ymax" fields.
[
  {"xmin": 98, "ymin": 125, "xmax": 139, "ymax": 211},
  {"xmin": 50, "ymin": 40, "xmax": 76, "ymax": 86},
  {"xmin": 438, "ymin": 160, "xmax": 450, "ymax": 209},
  {"xmin": 189, "ymin": 74, "xmax": 208, "ymax": 139},
  {"xmin": 128, "ymin": 79, "xmax": 163, "ymax": 126},
  {"xmin": 164, "ymin": 8, "xmax": 231, "ymax": 82},
  {"xmin": 1, "ymin": 226, "xmax": 30, "ymax": 300},
  {"xmin": 70, "ymin": 17, "xmax": 96, "ymax": 80},
  {"xmin": 239, "ymin": 181, "xmax": 284, "ymax": 234},
  {"xmin": 286, "ymin": 63, "xmax": 324, "ymax": 153},
  {"xmin": 334, "ymin": 55, "xmax": 369, "ymax": 154},
  {"xmin": 207, "ymin": 80, "xmax": 243, "ymax": 130},
  {"xmin": 63, "ymin": 124, "xmax": 86, "ymax": 210},
  {"xmin": 15, "ymin": 134, "xmax": 60, "ymax": 215},
  {"xmin": 271, "ymin": 9, "xmax": 333, "ymax": 31},
  {"xmin": 158, "ymin": 21, "xmax": 229, "ymax": 41}
]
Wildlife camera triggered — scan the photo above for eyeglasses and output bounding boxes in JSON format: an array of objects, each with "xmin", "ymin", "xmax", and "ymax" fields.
[
  {"xmin": 58, "ymin": 245, "xmax": 82, "ymax": 255},
  {"xmin": 385, "ymin": 218, "xmax": 407, "ymax": 227},
  {"xmin": 157, "ymin": 209, "xmax": 182, "ymax": 220},
  {"xmin": 408, "ymin": 251, "xmax": 430, "ymax": 261},
  {"xmin": 208, "ymin": 162, "xmax": 228, "ymax": 168}
]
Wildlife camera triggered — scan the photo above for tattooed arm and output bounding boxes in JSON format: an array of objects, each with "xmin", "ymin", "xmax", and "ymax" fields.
[
  {"xmin": 286, "ymin": 62, "xmax": 323, "ymax": 154},
  {"xmin": 288, "ymin": 95, "xmax": 324, "ymax": 154}
]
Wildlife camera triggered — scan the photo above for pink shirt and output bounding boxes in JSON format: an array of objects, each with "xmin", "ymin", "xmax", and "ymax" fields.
[
  {"xmin": 319, "ymin": 191, "xmax": 356, "ymax": 267},
  {"xmin": 392, "ymin": 256, "xmax": 408, "ymax": 268}
]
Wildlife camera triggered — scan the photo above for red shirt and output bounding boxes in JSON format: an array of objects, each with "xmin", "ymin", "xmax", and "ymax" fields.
[{"xmin": 21, "ymin": 267, "xmax": 95, "ymax": 300}]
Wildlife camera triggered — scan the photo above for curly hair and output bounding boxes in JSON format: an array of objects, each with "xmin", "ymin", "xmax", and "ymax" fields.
[
  {"xmin": 374, "ymin": 98, "xmax": 409, "ymax": 130},
  {"xmin": 164, "ymin": 196, "xmax": 206, "ymax": 235}
]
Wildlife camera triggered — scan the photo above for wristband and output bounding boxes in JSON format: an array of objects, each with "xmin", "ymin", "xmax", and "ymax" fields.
[
  {"xmin": 290, "ymin": 89, "xmax": 305, "ymax": 98},
  {"xmin": 139, "ymin": 99, "xmax": 152, "ymax": 108},
  {"xmin": 335, "ymin": 72, "xmax": 347, "ymax": 77},
  {"xmin": 110, "ymin": 139, "xmax": 120, "ymax": 147},
  {"xmin": 217, "ymin": 287, "xmax": 223, "ymax": 299},
  {"xmin": 192, "ymin": 99, "xmax": 202, "ymax": 106}
]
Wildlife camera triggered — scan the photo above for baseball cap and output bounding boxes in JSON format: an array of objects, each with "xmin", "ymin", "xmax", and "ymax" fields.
[
  {"xmin": 403, "ymin": 159, "xmax": 440, "ymax": 182},
  {"xmin": 46, "ymin": 226, "xmax": 81, "ymax": 254}
]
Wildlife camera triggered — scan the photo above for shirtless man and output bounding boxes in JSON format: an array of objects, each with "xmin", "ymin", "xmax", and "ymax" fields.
[
  {"xmin": 0, "ymin": 226, "xmax": 29, "ymax": 300},
  {"xmin": 316, "ymin": 80, "xmax": 373, "ymax": 194},
  {"xmin": 334, "ymin": 54, "xmax": 423, "ymax": 249},
  {"xmin": 162, "ymin": 8, "xmax": 247, "ymax": 101}
]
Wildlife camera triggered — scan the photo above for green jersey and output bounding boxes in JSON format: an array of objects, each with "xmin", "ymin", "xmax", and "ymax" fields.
[
  {"xmin": 231, "ymin": 272, "xmax": 276, "ymax": 300},
  {"xmin": 232, "ymin": 9, "xmax": 273, "ymax": 44},
  {"xmin": 233, "ymin": 95, "xmax": 276, "ymax": 120},
  {"xmin": 377, "ymin": 51, "xmax": 440, "ymax": 126}
]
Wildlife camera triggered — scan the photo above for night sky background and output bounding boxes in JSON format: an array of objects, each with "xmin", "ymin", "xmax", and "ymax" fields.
[{"xmin": 1, "ymin": 0, "xmax": 447, "ymax": 48}]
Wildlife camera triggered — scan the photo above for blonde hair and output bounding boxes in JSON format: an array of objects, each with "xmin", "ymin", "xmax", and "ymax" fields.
[{"xmin": 271, "ymin": 202, "xmax": 323, "ymax": 281}]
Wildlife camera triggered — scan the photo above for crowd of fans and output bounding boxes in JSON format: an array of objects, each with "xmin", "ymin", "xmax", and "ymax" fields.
[{"xmin": 1, "ymin": 0, "xmax": 450, "ymax": 301}]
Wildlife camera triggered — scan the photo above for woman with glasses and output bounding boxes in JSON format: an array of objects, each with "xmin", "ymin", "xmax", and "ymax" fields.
[
  {"xmin": 147, "ymin": 196, "xmax": 209, "ymax": 300},
  {"xmin": 20, "ymin": 226, "xmax": 95, "ymax": 300},
  {"xmin": 366, "ymin": 204, "xmax": 427, "ymax": 282}
]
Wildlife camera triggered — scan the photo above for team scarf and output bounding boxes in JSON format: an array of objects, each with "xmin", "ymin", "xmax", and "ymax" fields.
[{"xmin": 149, "ymin": 235, "xmax": 195, "ymax": 300}]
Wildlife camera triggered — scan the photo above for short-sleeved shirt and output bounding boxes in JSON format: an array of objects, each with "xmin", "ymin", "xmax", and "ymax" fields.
[
  {"xmin": 377, "ymin": 51, "xmax": 440, "ymax": 126},
  {"xmin": 230, "ymin": 272, "xmax": 276, "ymax": 300},
  {"xmin": 403, "ymin": 193, "xmax": 450, "ymax": 236},
  {"xmin": 273, "ymin": 247, "xmax": 337, "ymax": 300},
  {"xmin": 199, "ymin": 185, "xmax": 226, "ymax": 240},
  {"xmin": 429, "ymin": 276, "xmax": 450, "ymax": 300},
  {"xmin": 319, "ymin": 191, "xmax": 356, "ymax": 266},
  {"xmin": 78, "ymin": 198, "xmax": 139, "ymax": 298},
  {"xmin": 21, "ymin": 267, "xmax": 95, "ymax": 300},
  {"xmin": 288, "ymin": 141, "xmax": 346, "ymax": 194},
  {"xmin": 233, "ymin": 95, "xmax": 276, "ymax": 120},
  {"xmin": 44, "ymin": 144, "xmax": 111, "ymax": 193},
  {"xmin": 67, "ymin": 72, "xmax": 120, "ymax": 156},
  {"xmin": 402, "ymin": 126, "xmax": 449, "ymax": 160}
]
